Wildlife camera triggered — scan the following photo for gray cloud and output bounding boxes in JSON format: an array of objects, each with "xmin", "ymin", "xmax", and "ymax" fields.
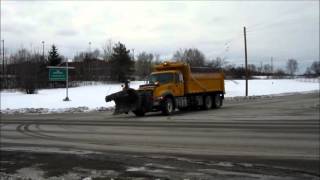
[
  {"xmin": 1, "ymin": 1, "xmax": 318, "ymax": 71},
  {"xmin": 2, "ymin": 24, "xmax": 23, "ymax": 34},
  {"xmin": 55, "ymin": 29, "xmax": 78, "ymax": 36}
]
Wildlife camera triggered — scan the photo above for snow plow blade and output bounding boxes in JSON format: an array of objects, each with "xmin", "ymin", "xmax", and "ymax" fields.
[{"xmin": 105, "ymin": 88, "xmax": 140, "ymax": 115}]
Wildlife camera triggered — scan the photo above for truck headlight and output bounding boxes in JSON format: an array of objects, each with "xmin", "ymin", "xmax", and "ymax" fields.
[{"xmin": 155, "ymin": 96, "xmax": 163, "ymax": 101}]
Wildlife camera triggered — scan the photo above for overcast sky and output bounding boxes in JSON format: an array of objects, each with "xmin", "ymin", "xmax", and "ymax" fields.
[{"xmin": 1, "ymin": 1, "xmax": 319, "ymax": 71}]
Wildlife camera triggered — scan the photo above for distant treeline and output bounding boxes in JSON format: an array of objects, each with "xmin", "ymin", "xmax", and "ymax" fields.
[{"xmin": 1, "ymin": 41, "xmax": 319, "ymax": 94}]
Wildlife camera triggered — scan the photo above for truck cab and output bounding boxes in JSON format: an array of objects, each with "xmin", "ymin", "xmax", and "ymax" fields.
[{"xmin": 143, "ymin": 70, "xmax": 184, "ymax": 97}]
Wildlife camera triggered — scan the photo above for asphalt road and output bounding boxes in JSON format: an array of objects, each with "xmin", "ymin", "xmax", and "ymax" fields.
[{"xmin": 1, "ymin": 92, "xmax": 319, "ymax": 179}]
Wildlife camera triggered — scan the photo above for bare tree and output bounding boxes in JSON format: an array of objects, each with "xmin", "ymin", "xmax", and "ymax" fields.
[
  {"xmin": 153, "ymin": 53, "xmax": 162, "ymax": 65},
  {"xmin": 135, "ymin": 52, "xmax": 153, "ymax": 79},
  {"xmin": 310, "ymin": 61, "xmax": 320, "ymax": 75},
  {"xmin": 172, "ymin": 48, "xmax": 205, "ymax": 67},
  {"xmin": 172, "ymin": 49, "xmax": 183, "ymax": 61},
  {"xmin": 208, "ymin": 57, "xmax": 228, "ymax": 70},
  {"xmin": 263, "ymin": 64, "xmax": 272, "ymax": 74},
  {"xmin": 304, "ymin": 61, "xmax": 320, "ymax": 77},
  {"xmin": 102, "ymin": 39, "xmax": 114, "ymax": 62},
  {"xmin": 91, "ymin": 49, "xmax": 100, "ymax": 59},
  {"xmin": 286, "ymin": 59, "xmax": 298, "ymax": 77},
  {"xmin": 9, "ymin": 49, "xmax": 48, "ymax": 93},
  {"xmin": 273, "ymin": 68, "xmax": 286, "ymax": 78},
  {"xmin": 248, "ymin": 64, "xmax": 257, "ymax": 73},
  {"xmin": 73, "ymin": 52, "xmax": 87, "ymax": 62}
]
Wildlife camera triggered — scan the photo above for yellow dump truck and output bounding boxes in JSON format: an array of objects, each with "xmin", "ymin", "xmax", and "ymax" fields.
[{"xmin": 105, "ymin": 61, "xmax": 225, "ymax": 116}]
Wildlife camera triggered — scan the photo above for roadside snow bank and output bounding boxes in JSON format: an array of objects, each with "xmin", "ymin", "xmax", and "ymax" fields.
[
  {"xmin": 225, "ymin": 79, "xmax": 319, "ymax": 97},
  {"xmin": 1, "ymin": 79, "xmax": 319, "ymax": 114},
  {"xmin": 1, "ymin": 81, "xmax": 144, "ymax": 109}
]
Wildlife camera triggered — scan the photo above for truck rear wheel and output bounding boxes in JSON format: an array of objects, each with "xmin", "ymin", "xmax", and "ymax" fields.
[
  {"xmin": 162, "ymin": 98, "xmax": 174, "ymax": 115},
  {"xmin": 213, "ymin": 94, "xmax": 222, "ymax": 108},
  {"xmin": 202, "ymin": 95, "xmax": 212, "ymax": 110}
]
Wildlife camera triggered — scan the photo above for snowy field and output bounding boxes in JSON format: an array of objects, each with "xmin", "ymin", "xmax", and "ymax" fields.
[{"xmin": 1, "ymin": 79, "xmax": 319, "ymax": 113}]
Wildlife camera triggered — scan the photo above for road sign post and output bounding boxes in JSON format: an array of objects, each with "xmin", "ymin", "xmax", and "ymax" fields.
[
  {"xmin": 64, "ymin": 61, "xmax": 70, "ymax": 101},
  {"xmin": 48, "ymin": 65, "xmax": 75, "ymax": 101}
]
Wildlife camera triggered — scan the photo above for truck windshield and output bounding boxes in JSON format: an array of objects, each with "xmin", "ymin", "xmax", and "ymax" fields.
[{"xmin": 148, "ymin": 73, "xmax": 174, "ymax": 84}]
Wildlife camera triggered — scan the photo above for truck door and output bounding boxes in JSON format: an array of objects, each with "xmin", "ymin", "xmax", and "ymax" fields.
[{"xmin": 173, "ymin": 72, "xmax": 184, "ymax": 96}]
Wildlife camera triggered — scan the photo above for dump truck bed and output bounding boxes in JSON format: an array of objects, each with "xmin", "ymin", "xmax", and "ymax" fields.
[
  {"xmin": 186, "ymin": 72, "xmax": 224, "ymax": 94},
  {"xmin": 154, "ymin": 62, "xmax": 224, "ymax": 95}
]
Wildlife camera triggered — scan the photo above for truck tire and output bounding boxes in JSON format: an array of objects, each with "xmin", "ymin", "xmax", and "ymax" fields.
[
  {"xmin": 202, "ymin": 95, "xmax": 212, "ymax": 110},
  {"xmin": 213, "ymin": 94, "xmax": 222, "ymax": 108},
  {"xmin": 133, "ymin": 109, "xmax": 145, "ymax": 117},
  {"xmin": 162, "ymin": 98, "xmax": 174, "ymax": 115}
]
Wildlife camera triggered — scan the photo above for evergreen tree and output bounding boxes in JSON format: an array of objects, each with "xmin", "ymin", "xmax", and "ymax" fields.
[
  {"xmin": 109, "ymin": 42, "xmax": 134, "ymax": 82},
  {"xmin": 48, "ymin": 45, "xmax": 62, "ymax": 66}
]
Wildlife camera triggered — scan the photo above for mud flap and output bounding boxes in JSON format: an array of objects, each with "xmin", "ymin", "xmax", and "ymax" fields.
[{"xmin": 105, "ymin": 88, "xmax": 141, "ymax": 115}]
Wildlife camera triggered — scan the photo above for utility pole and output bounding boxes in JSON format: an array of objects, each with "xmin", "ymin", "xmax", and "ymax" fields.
[
  {"xmin": 1, "ymin": 40, "xmax": 4, "ymax": 75},
  {"xmin": 243, "ymin": 26, "xmax": 248, "ymax": 97},
  {"xmin": 88, "ymin": 42, "xmax": 92, "ymax": 53},
  {"xmin": 271, "ymin": 56, "xmax": 273, "ymax": 74},
  {"xmin": 63, "ymin": 59, "xmax": 70, "ymax": 101},
  {"xmin": 2, "ymin": 40, "xmax": 5, "ymax": 89},
  {"xmin": 42, "ymin": 41, "xmax": 45, "ymax": 60}
]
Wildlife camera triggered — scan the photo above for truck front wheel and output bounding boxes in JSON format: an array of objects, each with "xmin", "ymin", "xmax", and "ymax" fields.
[{"xmin": 161, "ymin": 98, "xmax": 174, "ymax": 115}]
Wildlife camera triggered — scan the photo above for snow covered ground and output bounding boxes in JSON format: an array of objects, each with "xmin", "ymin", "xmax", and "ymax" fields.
[
  {"xmin": 225, "ymin": 79, "xmax": 319, "ymax": 97},
  {"xmin": 1, "ymin": 79, "xmax": 319, "ymax": 113}
]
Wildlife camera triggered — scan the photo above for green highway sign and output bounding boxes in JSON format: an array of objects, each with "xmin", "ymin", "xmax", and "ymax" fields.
[{"xmin": 49, "ymin": 68, "xmax": 67, "ymax": 81}]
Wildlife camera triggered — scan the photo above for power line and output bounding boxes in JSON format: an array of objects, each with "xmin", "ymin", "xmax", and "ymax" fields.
[{"xmin": 215, "ymin": 32, "xmax": 242, "ymax": 59}]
